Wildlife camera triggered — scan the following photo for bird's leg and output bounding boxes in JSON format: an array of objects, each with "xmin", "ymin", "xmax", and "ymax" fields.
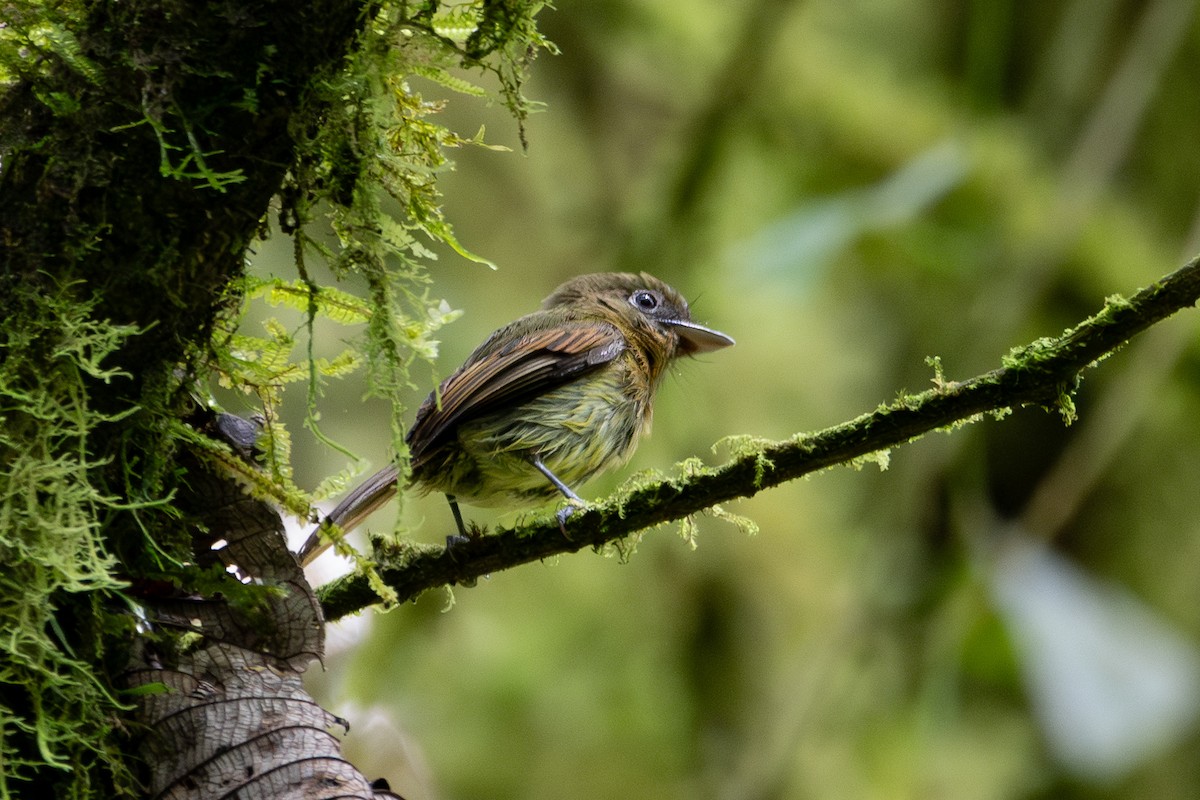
[
  {"xmin": 444, "ymin": 493, "xmax": 470, "ymax": 549},
  {"xmin": 441, "ymin": 495, "xmax": 480, "ymax": 587},
  {"xmin": 446, "ymin": 494, "xmax": 468, "ymax": 537},
  {"xmin": 530, "ymin": 456, "xmax": 585, "ymax": 537},
  {"xmin": 529, "ymin": 456, "xmax": 583, "ymax": 502}
]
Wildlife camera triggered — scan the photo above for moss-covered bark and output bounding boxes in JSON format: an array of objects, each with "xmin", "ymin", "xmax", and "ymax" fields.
[
  {"xmin": 0, "ymin": 1, "xmax": 547, "ymax": 795},
  {"xmin": 0, "ymin": 2, "xmax": 371, "ymax": 794}
]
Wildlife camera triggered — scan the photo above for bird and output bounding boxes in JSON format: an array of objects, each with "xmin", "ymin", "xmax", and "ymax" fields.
[{"xmin": 297, "ymin": 271, "xmax": 733, "ymax": 565}]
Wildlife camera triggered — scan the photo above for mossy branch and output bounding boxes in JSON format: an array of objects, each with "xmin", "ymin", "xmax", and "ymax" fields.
[{"xmin": 317, "ymin": 254, "xmax": 1200, "ymax": 621}]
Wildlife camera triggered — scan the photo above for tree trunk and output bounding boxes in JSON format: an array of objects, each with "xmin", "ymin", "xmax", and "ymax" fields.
[{"xmin": 0, "ymin": 1, "xmax": 542, "ymax": 795}]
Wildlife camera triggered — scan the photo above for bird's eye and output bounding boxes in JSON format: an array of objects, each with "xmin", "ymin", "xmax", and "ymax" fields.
[{"xmin": 630, "ymin": 290, "xmax": 659, "ymax": 312}]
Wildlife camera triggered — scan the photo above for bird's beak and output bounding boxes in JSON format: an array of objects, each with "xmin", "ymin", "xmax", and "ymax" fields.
[{"xmin": 666, "ymin": 319, "xmax": 735, "ymax": 355}]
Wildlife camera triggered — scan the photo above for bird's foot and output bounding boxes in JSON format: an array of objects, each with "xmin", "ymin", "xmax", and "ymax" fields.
[
  {"xmin": 443, "ymin": 522, "xmax": 486, "ymax": 587},
  {"xmin": 555, "ymin": 498, "xmax": 589, "ymax": 539},
  {"xmin": 444, "ymin": 533, "xmax": 471, "ymax": 552}
]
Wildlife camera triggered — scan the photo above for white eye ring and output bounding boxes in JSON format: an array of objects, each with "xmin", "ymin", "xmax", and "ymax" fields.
[{"xmin": 630, "ymin": 290, "xmax": 659, "ymax": 311}]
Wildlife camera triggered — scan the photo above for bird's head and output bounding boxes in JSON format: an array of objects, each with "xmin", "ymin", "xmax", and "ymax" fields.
[{"xmin": 542, "ymin": 272, "xmax": 734, "ymax": 358}]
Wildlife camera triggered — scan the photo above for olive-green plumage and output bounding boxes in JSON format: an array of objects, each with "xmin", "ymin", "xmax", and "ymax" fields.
[{"xmin": 299, "ymin": 272, "xmax": 733, "ymax": 563}]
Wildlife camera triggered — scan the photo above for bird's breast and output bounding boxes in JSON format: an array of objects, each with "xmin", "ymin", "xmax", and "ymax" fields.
[{"xmin": 416, "ymin": 354, "xmax": 653, "ymax": 507}]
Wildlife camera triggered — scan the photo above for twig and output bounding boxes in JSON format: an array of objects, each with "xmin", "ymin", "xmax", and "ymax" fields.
[{"xmin": 317, "ymin": 255, "xmax": 1200, "ymax": 620}]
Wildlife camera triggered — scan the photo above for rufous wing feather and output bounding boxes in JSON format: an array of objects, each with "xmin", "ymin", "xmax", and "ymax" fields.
[{"xmin": 406, "ymin": 321, "xmax": 626, "ymax": 466}]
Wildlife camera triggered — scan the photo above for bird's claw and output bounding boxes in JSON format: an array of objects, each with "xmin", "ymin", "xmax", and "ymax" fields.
[
  {"xmin": 443, "ymin": 534, "xmax": 479, "ymax": 587},
  {"xmin": 555, "ymin": 499, "xmax": 588, "ymax": 539}
]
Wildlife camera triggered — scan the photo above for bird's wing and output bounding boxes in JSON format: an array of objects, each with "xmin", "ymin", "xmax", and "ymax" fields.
[{"xmin": 406, "ymin": 320, "xmax": 627, "ymax": 465}]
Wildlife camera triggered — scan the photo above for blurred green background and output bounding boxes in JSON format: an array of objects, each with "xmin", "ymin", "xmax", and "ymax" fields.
[{"xmin": 251, "ymin": 1, "xmax": 1200, "ymax": 797}]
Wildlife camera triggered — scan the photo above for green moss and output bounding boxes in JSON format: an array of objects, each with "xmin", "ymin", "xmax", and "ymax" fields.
[
  {"xmin": 2, "ymin": 0, "xmax": 552, "ymax": 793},
  {"xmin": 0, "ymin": 285, "xmax": 139, "ymax": 797}
]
